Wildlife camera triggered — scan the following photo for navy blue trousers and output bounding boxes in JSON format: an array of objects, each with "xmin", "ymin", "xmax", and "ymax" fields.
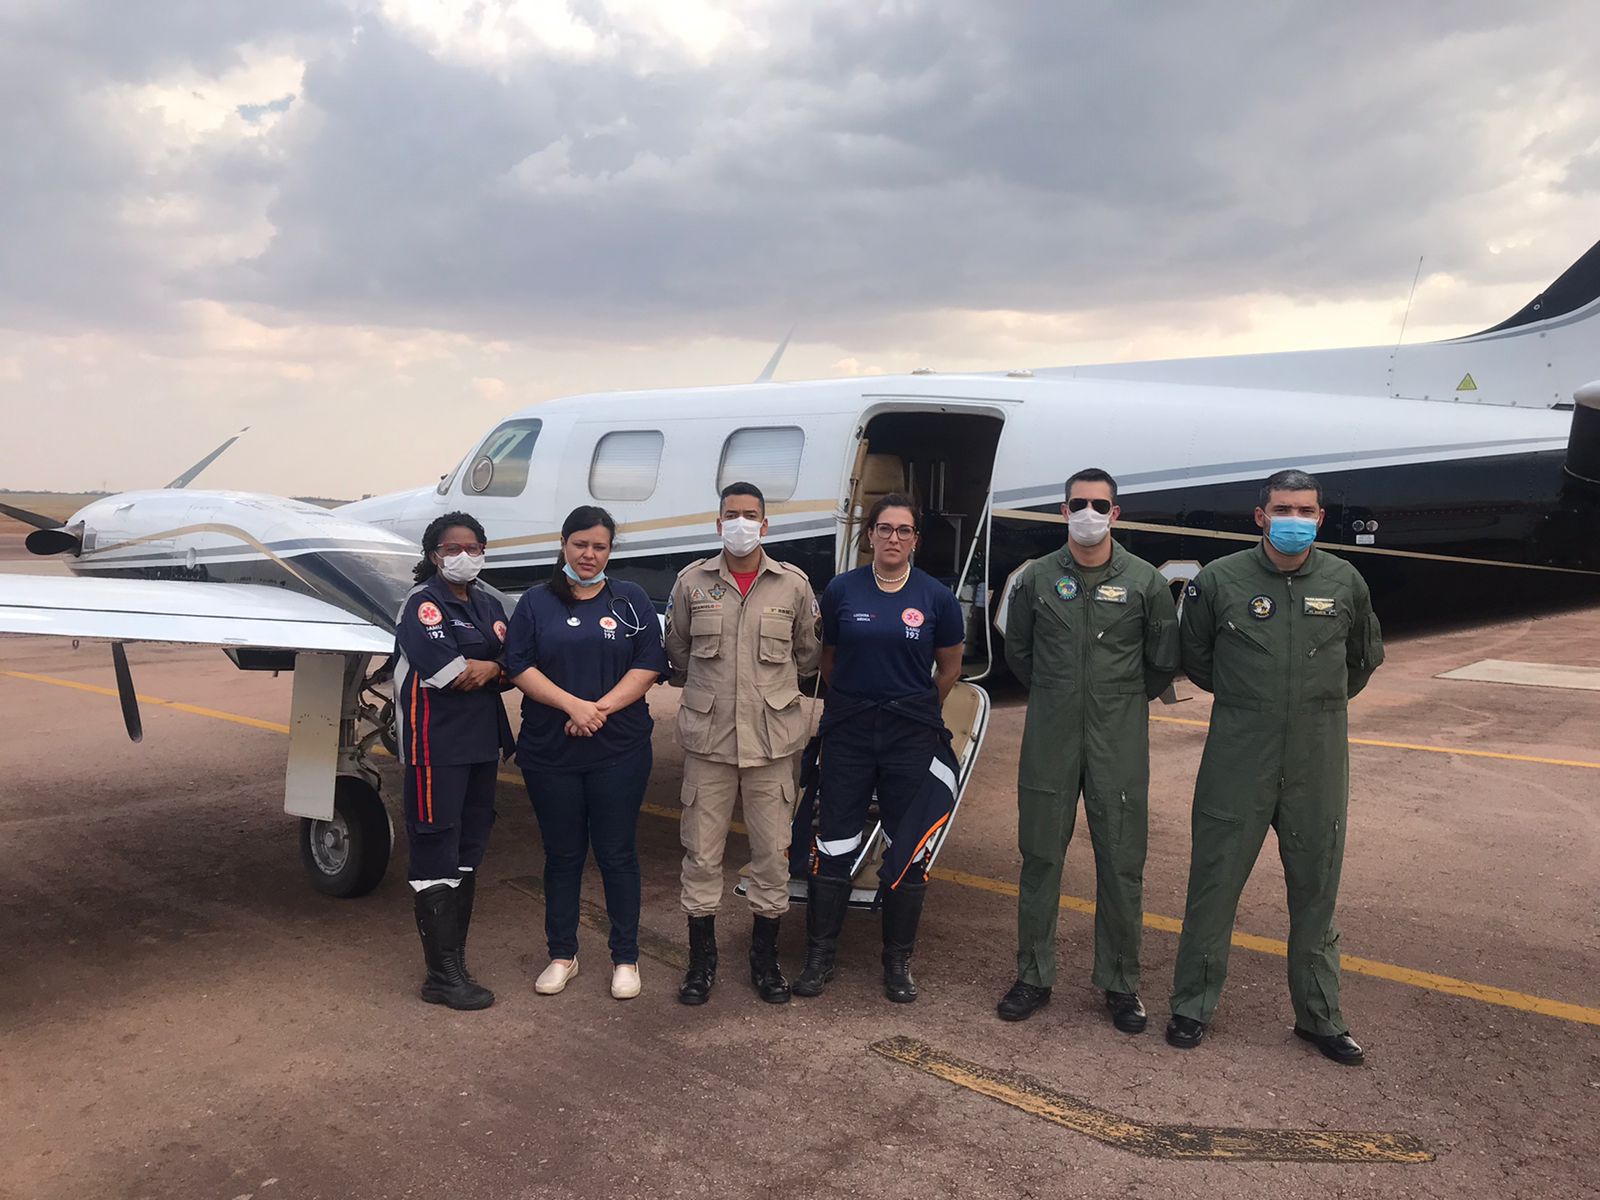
[
  {"xmin": 404, "ymin": 760, "xmax": 498, "ymax": 881},
  {"xmin": 522, "ymin": 744, "xmax": 652, "ymax": 964}
]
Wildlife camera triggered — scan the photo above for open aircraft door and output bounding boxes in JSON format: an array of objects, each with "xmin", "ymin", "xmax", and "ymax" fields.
[{"xmin": 740, "ymin": 679, "xmax": 992, "ymax": 909}]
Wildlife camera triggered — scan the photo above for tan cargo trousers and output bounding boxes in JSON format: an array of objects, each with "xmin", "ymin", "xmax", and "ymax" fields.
[{"xmin": 679, "ymin": 753, "xmax": 801, "ymax": 918}]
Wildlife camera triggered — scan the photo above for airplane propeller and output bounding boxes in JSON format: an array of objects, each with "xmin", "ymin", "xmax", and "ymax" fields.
[{"xmin": 110, "ymin": 642, "xmax": 143, "ymax": 743}]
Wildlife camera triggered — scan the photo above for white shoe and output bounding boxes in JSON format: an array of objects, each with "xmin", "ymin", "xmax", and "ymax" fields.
[
  {"xmin": 610, "ymin": 963, "xmax": 641, "ymax": 1000},
  {"xmin": 535, "ymin": 957, "xmax": 578, "ymax": 995}
]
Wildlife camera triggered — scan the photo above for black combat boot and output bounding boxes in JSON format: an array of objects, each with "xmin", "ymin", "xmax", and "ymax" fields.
[
  {"xmin": 678, "ymin": 915, "xmax": 718, "ymax": 1005},
  {"xmin": 456, "ymin": 871, "xmax": 482, "ymax": 986},
  {"xmin": 414, "ymin": 884, "xmax": 495, "ymax": 1010},
  {"xmin": 880, "ymin": 878, "xmax": 927, "ymax": 1004},
  {"xmin": 793, "ymin": 875, "xmax": 852, "ymax": 997},
  {"xmin": 749, "ymin": 915, "xmax": 790, "ymax": 1004}
]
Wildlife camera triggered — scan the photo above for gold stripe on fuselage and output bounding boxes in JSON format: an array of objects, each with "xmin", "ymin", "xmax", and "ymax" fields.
[{"xmin": 991, "ymin": 508, "xmax": 1600, "ymax": 578}]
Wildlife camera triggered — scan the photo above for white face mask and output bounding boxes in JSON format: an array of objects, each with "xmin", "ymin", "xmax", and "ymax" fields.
[
  {"xmin": 1067, "ymin": 508, "xmax": 1112, "ymax": 546},
  {"xmin": 438, "ymin": 551, "xmax": 484, "ymax": 584},
  {"xmin": 720, "ymin": 516, "xmax": 762, "ymax": 558}
]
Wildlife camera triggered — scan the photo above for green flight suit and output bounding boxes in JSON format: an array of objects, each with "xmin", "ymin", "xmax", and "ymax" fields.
[
  {"xmin": 1006, "ymin": 541, "xmax": 1180, "ymax": 993},
  {"xmin": 1169, "ymin": 543, "xmax": 1384, "ymax": 1035}
]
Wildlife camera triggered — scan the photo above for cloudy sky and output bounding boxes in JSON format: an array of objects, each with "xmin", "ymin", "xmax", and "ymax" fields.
[{"xmin": 2, "ymin": 1, "xmax": 1597, "ymax": 497}]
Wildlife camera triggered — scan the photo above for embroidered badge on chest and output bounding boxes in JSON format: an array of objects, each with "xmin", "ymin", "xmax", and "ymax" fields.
[
  {"xmin": 493, "ymin": 620, "xmax": 507, "ymax": 640},
  {"xmin": 598, "ymin": 616, "xmax": 618, "ymax": 631},
  {"xmin": 690, "ymin": 588, "xmax": 706, "ymax": 602},
  {"xmin": 1303, "ymin": 597, "xmax": 1338, "ymax": 617},
  {"xmin": 708, "ymin": 583, "xmax": 727, "ymax": 601},
  {"xmin": 901, "ymin": 607, "xmax": 925, "ymax": 628},
  {"xmin": 417, "ymin": 601, "xmax": 443, "ymax": 627},
  {"xmin": 1093, "ymin": 584, "xmax": 1128, "ymax": 604},
  {"xmin": 1249, "ymin": 595, "xmax": 1276, "ymax": 619},
  {"xmin": 1054, "ymin": 577, "xmax": 1079, "ymax": 601}
]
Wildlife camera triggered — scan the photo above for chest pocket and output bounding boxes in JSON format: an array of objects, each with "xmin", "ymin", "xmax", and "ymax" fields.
[
  {"xmin": 758, "ymin": 613, "xmax": 793, "ymax": 664},
  {"xmin": 454, "ymin": 624, "xmax": 488, "ymax": 654},
  {"xmin": 690, "ymin": 610, "xmax": 723, "ymax": 658}
]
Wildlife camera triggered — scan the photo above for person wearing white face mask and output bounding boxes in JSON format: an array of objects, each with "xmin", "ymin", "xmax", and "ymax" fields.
[
  {"xmin": 393, "ymin": 511, "xmax": 516, "ymax": 1011},
  {"xmin": 997, "ymin": 469, "xmax": 1179, "ymax": 1031},
  {"xmin": 663, "ymin": 482, "xmax": 822, "ymax": 1005}
]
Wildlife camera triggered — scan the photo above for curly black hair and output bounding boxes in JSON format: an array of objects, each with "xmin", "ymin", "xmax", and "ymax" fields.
[{"xmin": 413, "ymin": 511, "xmax": 488, "ymax": 583}]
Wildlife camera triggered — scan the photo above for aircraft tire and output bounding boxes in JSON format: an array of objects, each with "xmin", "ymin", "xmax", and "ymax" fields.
[{"xmin": 299, "ymin": 775, "xmax": 393, "ymax": 898}]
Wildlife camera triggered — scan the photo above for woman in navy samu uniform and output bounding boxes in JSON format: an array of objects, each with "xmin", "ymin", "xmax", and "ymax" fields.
[
  {"xmin": 395, "ymin": 511, "xmax": 515, "ymax": 1011},
  {"xmin": 506, "ymin": 506, "xmax": 667, "ymax": 1001},
  {"xmin": 794, "ymin": 492, "xmax": 965, "ymax": 1004}
]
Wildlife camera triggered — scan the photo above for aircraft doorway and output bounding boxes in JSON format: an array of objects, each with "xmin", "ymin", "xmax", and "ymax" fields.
[{"xmin": 840, "ymin": 407, "xmax": 1005, "ymax": 677}]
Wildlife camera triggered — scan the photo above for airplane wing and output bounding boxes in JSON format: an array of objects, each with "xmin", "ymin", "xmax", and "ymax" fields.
[{"xmin": 0, "ymin": 575, "xmax": 392, "ymax": 654}]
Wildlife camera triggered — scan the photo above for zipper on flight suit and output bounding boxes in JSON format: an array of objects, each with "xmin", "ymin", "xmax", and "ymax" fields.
[{"xmin": 1280, "ymin": 573, "xmax": 1295, "ymax": 792}]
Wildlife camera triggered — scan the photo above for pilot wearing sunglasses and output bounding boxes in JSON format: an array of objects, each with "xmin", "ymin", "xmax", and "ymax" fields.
[{"xmin": 998, "ymin": 468, "xmax": 1178, "ymax": 1032}]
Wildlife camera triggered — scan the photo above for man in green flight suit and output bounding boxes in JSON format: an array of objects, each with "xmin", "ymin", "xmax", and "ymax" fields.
[
  {"xmin": 1165, "ymin": 469, "xmax": 1384, "ymax": 1065},
  {"xmin": 998, "ymin": 468, "xmax": 1180, "ymax": 1031}
]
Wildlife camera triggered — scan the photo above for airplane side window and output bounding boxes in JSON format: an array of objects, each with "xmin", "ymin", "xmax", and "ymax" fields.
[
  {"xmin": 464, "ymin": 418, "xmax": 543, "ymax": 497},
  {"xmin": 589, "ymin": 430, "xmax": 666, "ymax": 501},
  {"xmin": 718, "ymin": 426, "xmax": 804, "ymax": 502}
]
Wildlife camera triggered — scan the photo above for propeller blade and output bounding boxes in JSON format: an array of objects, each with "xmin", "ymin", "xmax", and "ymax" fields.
[
  {"xmin": 111, "ymin": 642, "xmax": 144, "ymax": 743},
  {"xmin": 754, "ymin": 327, "xmax": 794, "ymax": 384},
  {"xmin": 166, "ymin": 426, "xmax": 250, "ymax": 489},
  {"xmin": 0, "ymin": 500, "xmax": 61, "ymax": 530}
]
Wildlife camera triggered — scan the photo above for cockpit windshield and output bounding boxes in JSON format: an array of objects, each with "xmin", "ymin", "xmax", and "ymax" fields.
[{"xmin": 457, "ymin": 418, "xmax": 543, "ymax": 499}]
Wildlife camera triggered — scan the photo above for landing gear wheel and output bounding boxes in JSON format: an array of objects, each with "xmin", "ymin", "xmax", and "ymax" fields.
[{"xmin": 300, "ymin": 775, "xmax": 393, "ymax": 898}]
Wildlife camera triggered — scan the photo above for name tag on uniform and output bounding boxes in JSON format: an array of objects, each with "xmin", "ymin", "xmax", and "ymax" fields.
[
  {"xmin": 762, "ymin": 606, "xmax": 794, "ymax": 617},
  {"xmin": 1303, "ymin": 597, "xmax": 1338, "ymax": 617},
  {"xmin": 1093, "ymin": 584, "xmax": 1129, "ymax": 604}
]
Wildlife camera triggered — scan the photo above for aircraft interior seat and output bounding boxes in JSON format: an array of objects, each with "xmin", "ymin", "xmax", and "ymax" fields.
[{"xmin": 854, "ymin": 452, "xmax": 910, "ymax": 566}]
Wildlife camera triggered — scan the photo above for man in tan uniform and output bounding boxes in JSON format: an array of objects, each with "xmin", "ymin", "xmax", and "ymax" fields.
[{"xmin": 665, "ymin": 481, "xmax": 822, "ymax": 1005}]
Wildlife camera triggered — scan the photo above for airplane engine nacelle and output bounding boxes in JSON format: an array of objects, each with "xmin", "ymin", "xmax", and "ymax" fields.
[{"xmin": 1565, "ymin": 380, "xmax": 1600, "ymax": 486}]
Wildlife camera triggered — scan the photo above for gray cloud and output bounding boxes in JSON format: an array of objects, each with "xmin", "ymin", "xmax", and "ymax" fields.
[{"xmin": 3, "ymin": 1, "xmax": 1598, "ymax": 345}]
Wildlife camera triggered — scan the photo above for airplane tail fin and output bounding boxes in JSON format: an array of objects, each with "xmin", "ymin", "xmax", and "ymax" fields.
[{"xmin": 1469, "ymin": 237, "xmax": 1600, "ymax": 338}]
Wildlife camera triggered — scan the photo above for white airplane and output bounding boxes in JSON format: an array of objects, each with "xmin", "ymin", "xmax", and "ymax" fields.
[{"xmin": 5, "ymin": 235, "xmax": 1600, "ymax": 898}]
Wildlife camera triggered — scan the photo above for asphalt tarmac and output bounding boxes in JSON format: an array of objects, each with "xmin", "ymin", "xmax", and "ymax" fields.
[{"xmin": 2, "ymin": 601, "xmax": 1598, "ymax": 1199}]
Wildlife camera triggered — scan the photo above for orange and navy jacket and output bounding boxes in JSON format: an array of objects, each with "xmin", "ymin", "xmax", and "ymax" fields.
[{"xmin": 393, "ymin": 577, "xmax": 515, "ymax": 769}]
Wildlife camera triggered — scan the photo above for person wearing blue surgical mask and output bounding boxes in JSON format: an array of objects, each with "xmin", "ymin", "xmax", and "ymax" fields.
[
  {"xmin": 504, "ymin": 506, "xmax": 668, "ymax": 1002},
  {"xmin": 1165, "ymin": 469, "xmax": 1384, "ymax": 1066}
]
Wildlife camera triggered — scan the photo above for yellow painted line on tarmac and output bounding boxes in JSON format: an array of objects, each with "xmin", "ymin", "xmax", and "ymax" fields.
[
  {"xmin": 930, "ymin": 866, "xmax": 1600, "ymax": 1027},
  {"xmin": 9, "ymin": 666, "xmax": 1600, "ymax": 1027},
  {"xmin": 0, "ymin": 669, "xmax": 293, "ymax": 734},
  {"xmin": 873, "ymin": 1037, "xmax": 1433, "ymax": 1162},
  {"xmin": 1150, "ymin": 713, "xmax": 1600, "ymax": 771}
]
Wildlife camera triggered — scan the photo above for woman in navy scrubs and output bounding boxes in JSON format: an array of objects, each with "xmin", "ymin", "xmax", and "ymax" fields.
[
  {"xmin": 505, "ymin": 506, "xmax": 666, "ymax": 1000},
  {"xmin": 394, "ymin": 511, "xmax": 515, "ymax": 1011},
  {"xmin": 794, "ymin": 492, "xmax": 964, "ymax": 1004}
]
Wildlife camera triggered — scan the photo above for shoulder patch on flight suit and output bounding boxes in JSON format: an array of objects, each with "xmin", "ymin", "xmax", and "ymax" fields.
[
  {"xmin": 1248, "ymin": 595, "xmax": 1275, "ymax": 619},
  {"xmin": 1093, "ymin": 584, "xmax": 1128, "ymax": 604},
  {"xmin": 1303, "ymin": 597, "xmax": 1338, "ymax": 617},
  {"xmin": 416, "ymin": 601, "xmax": 443, "ymax": 627},
  {"xmin": 1054, "ymin": 576, "xmax": 1079, "ymax": 601}
]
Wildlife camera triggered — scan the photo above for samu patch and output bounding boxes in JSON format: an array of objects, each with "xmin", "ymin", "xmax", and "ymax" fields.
[
  {"xmin": 1054, "ymin": 577, "xmax": 1079, "ymax": 601},
  {"xmin": 416, "ymin": 601, "xmax": 443, "ymax": 627},
  {"xmin": 902, "ymin": 607, "xmax": 925, "ymax": 628},
  {"xmin": 1248, "ymin": 595, "xmax": 1276, "ymax": 620},
  {"xmin": 1303, "ymin": 597, "xmax": 1338, "ymax": 617},
  {"xmin": 493, "ymin": 620, "xmax": 508, "ymax": 641},
  {"xmin": 1093, "ymin": 584, "xmax": 1128, "ymax": 604}
]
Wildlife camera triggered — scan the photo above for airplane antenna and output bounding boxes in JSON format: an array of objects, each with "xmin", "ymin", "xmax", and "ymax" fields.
[
  {"xmin": 1389, "ymin": 256, "xmax": 1424, "ymax": 396},
  {"xmin": 755, "ymin": 327, "xmax": 794, "ymax": 384}
]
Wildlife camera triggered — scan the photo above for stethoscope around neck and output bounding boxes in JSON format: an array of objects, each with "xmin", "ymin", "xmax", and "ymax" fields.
[{"xmin": 560, "ymin": 578, "xmax": 646, "ymax": 635}]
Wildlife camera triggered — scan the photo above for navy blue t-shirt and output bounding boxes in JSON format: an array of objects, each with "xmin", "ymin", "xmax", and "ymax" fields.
[
  {"xmin": 504, "ymin": 579, "xmax": 667, "ymax": 772},
  {"xmin": 821, "ymin": 566, "xmax": 964, "ymax": 701}
]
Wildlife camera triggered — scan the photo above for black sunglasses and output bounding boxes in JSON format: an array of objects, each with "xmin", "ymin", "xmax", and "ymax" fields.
[{"xmin": 1066, "ymin": 497, "xmax": 1113, "ymax": 514}]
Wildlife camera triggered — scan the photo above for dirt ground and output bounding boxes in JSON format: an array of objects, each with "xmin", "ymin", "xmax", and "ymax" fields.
[{"xmin": 2, "ymin": 602, "xmax": 1598, "ymax": 1199}]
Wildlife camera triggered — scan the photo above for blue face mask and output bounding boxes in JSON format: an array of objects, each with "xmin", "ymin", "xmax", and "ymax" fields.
[
  {"xmin": 1266, "ymin": 515, "xmax": 1319, "ymax": 554},
  {"xmin": 562, "ymin": 561, "xmax": 606, "ymax": 586}
]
